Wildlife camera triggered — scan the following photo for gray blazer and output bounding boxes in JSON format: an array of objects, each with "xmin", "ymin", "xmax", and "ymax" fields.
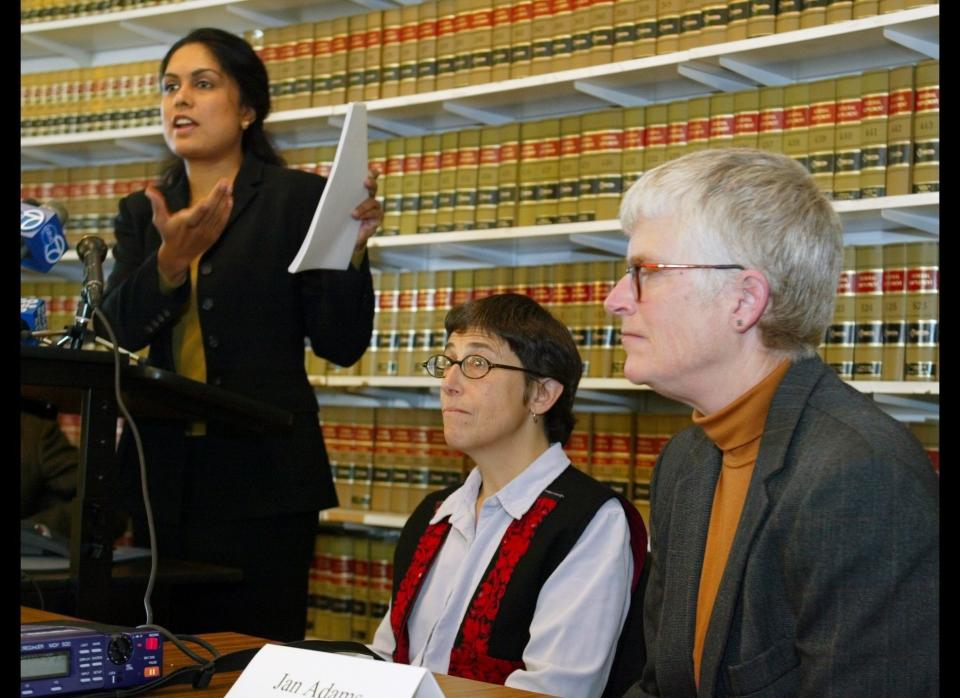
[{"xmin": 627, "ymin": 357, "xmax": 939, "ymax": 697}]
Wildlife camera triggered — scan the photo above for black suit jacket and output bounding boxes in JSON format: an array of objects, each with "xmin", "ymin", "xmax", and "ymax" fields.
[
  {"xmin": 98, "ymin": 153, "xmax": 375, "ymax": 523},
  {"xmin": 627, "ymin": 357, "xmax": 939, "ymax": 697}
]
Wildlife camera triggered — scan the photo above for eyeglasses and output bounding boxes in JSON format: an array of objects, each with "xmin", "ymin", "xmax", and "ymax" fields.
[
  {"xmin": 420, "ymin": 354, "xmax": 551, "ymax": 380},
  {"xmin": 625, "ymin": 261, "xmax": 745, "ymax": 301}
]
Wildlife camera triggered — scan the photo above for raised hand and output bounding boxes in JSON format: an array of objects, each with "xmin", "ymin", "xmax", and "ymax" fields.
[
  {"xmin": 149, "ymin": 178, "xmax": 234, "ymax": 285},
  {"xmin": 352, "ymin": 168, "xmax": 383, "ymax": 251}
]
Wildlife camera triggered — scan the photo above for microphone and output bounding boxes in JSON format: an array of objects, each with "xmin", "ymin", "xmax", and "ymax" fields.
[
  {"xmin": 21, "ymin": 200, "xmax": 69, "ymax": 273},
  {"xmin": 20, "ymin": 297, "xmax": 47, "ymax": 345},
  {"xmin": 76, "ymin": 235, "xmax": 108, "ymax": 308}
]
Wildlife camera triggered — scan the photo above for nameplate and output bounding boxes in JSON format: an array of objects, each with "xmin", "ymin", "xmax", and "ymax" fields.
[{"xmin": 225, "ymin": 643, "xmax": 445, "ymax": 698}]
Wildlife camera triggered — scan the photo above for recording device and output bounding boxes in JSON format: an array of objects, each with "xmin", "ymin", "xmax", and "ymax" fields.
[
  {"xmin": 21, "ymin": 297, "xmax": 47, "ymax": 345},
  {"xmin": 76, "ymin": 235, "xmax": 108, "ymax": 308},
  {"xmin": 20, "ymin": 624, "xmax": 163, "ymax": 696},
  {"xmin": 21, "ymin": 200, "xmax": 68, "ymax": 274}
]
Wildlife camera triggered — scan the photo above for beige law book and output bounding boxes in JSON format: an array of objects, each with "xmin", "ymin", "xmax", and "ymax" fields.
[
  {"xmin": 407, "ymin": 409, "xmax": 433, "ymax": 513},
  {"xmin": 852, "ymin": 0, "xmax": 879, "ymax": 18},
  {"xmin": 497, "ymin": 122, "xmax": 521, "ymax": 228},
  {"xmin": 511, "ymin": 0, "xmax": 535, "ymax": 77},
  {"xmin": 517, "ymin": 120, "xmax": 541, "ymax": 226},
  {"xmin": 551, "ymin": 0, "xmax": 576, "ymax": 73},
  {"xmin": 566, "ymin": 412, "xmax": 593, "ymax": 474},
  {"xmin": 799, "ymin": 0, "xmax": 827, "ymax": 28},
  {"xmin": 859, "ymin": 69, "xmax": 889, "ymax": 197},
  {"xmin": 557, "ymin": 115, "xmax": 582, "ymax": 223},
  {"xmin": 644, "ymin": 103, "xmax": 669, "ymax": 173},
  {"xmin": 589, "ymin": 0, "xmax": 616, "ymax": 65},
  {"xmin": 908, "ymin": 421, "xmax": 939, "ymax": 475},
  {"xmin": 852, "ymin": 245, "xmax": 884, "ymax": 380},
  {"xmin": 587, "ymin": 259, "xmax": 617, "ymax": 377},
  {"xmin": 380, "ymin": 8, "xmax": 403, "ymax": 98},
  {"xmin": 783, "ymin": 82, "xmax": 811, "ymax": 173},
  {"xmin": 912, "ymin": 59, "xmax": 939, "ymax": 193},
  {"xmin": 732, "ymin": 89, "xmax": 760, "ymax": 149},
  {"xmin": 685, "ymin": 96, "xmax": 710, "ymax": 154},
  {"xmin": 678, "ymin": 0, "xmax": 704, "ymax": 49},
  {"xmin": 346, "ymin": 13, "xmax": 368, "ymax": 103},
  {"xmin": 395, "ymin": 272, "xmax": 419, "ymax": 376},
  {"xmin": 366, "ymin": 538, "xmax": 394, "ymax": 639},
  {"xmin": 885, "ymin": 64, "xmax": 914, "ymax": 196},
  {"xmin": 757, "ymin": 86, "xmax": 785, "ymax": 154},
  {"xmin": 612, "ymin": 0, "xmax": 639, "ymax": 61},
  {"xmin": 349, "ymin": 407, "xmax": 376, "ymax": 510},
  {"xmin": 725, "ymin": 0, "xmax": 749, "ymax": 40},
  {"xmin": 833, "ymin": 73, "xmax": 863, "ymax": 200},
  {"xmin": 399, "ymin": 136, "xmax": 423, "ymax": 235},
  {"xmin": 593, "ymin": 412, "xmax": 635, "ymax": 499},
  {"xmin": 823, "ymin": 246, "xmax": 857, "ymax": 380},
  {"xmin": 388, "ymin": 409, "xmax": 414, "ymax": 514},
  {"xmin": 881, "ymin": 243, "xmax": 907, "ymax": 382},
  {"xmin": 381, "ymin": 137, "xmax": 405, "ymax": 236},
  {"xmin": 622, "ymin": 106, "xmax": 646, "ymax": 191},
  {"xmin": 700, "ymin": 1, "xmax": 728, "ymax": 46},
  {"xmin": 631, "ymin": 0, "xmax": 658, "ymax": 56},
  {"xmin": 311, "ymin": 20, "xmax": 334, "ymax": 107},
  {"xmin": 878, "ymin": 0, "xmax": 905, "ymax": 11},
  {"xmin": 570, "ymin": 0, "xmax": 594, "ymax": 68},
  {"xmin": 775, "ymin": 0, "xmax": 801, "ymax": 32},
  {"xmin": 454, "ymin": 128, "xmax": 481, "ymax": 230},
  {"xmin": 416, "ymin": 0, "xmax": 438, "ymax": 94},
  {"xmin": 452, "ymin": 267, "xmax": 476, "ymax": 310},
  {"xmin": 469, "ymin": 0, "xmax": 495, "ymax": 84},
  {"xmin": 418, "ymin": 134, "xmax": 442, "ymax": 234},
  {"xmin": 290, "ymin": 22, "xmax": 316, "ymax": 110},
  {"xmin": 453, "ymin": 0, "xmax": 475, "ymax": 86},
  {"xmin": 665, "ymin": 99, "xmax": 688, "ymax": 162},
  {"xmin": 748, "ymin": 0, "xmax": 777, "ymax": 36},
  {"xmin": 473, "ymin": 267, "xmax": 497, "ymax": 300},
  {"xmin": 349, "ymin": 536, "xmax": 371, "ymax": 642},
  {"xmin": 328, "ymin": 16, "xmax": 350, "ymax": 104},
  {"xmin": 371, "ymin": 409, "xmax": 395, "ymax": 511},
  {"xmin": 491, "ymin": 0, "xmax": 514, "ymax": 80},
  {"xmin": 327, "ymin": 536, "xmax": 354, "ymax": 641},
  {"xmin": 808, "ymin": 77, "xmax": 837, "ymax": 196},
  {"xmin": 530, "ymin": 0, "xmax": 556, "ymax": 75},
  {"xmin": 825, "ymin": 0, "xmax": 853, "ymax": 23},
  {"xmin": 708, "ymin": 92, "xmax": 735, "ymax": 149},
  {"xmin": 904, "ymin": 241, "xmax": 939, "ymax": 381},
  {"xmin": 413, "ymin": 270, "xmax": 438, "ymax": 371},
  {"xmin": 363, "ymin": 11, "xmax": 384, "ymax": 102},
  {"xmin": 477, "ymin": 126, "xmax": 502, "ymax": 229},
  {"xmin": 358, "ymin": 271, "xmax": 381, "ymax": 375},
  {"xmin": 534, "ymin": 118, "xmax": 561, "ymax": 224},
  {"xmin": 656, "ymin": 0, "xmax": 682, "ymax": 53},
  {"xmin": 436, "ymin": 130, "xmax": 460, "ymax": 232},
  {"xmin": 435, "ymin": 0, "xmax": 458, "ymax": 90}
]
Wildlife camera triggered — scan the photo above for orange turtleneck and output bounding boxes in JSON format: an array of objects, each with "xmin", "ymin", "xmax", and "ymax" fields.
[{"xmin": 690, "ymin": 359, "xmax": 791, "ymax": 686}]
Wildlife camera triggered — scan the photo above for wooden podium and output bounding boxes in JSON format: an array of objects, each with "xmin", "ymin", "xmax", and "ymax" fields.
[{"xmin": 20, "ymin": 344, "xmax": 294, "ymax": 621}]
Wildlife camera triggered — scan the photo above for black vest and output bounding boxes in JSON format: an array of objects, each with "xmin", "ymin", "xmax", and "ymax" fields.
[{"xmin": 391, "ymin": 465, "xmax": 648, "ymax": 697}]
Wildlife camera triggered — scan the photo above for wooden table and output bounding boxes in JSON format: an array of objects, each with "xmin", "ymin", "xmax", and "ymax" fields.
[{"xmin": 21, "ymin": 607, "xmax": 550, "ymax": 697}]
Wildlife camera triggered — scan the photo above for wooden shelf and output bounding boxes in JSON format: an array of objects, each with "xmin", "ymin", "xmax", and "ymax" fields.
[{"xmin": 319, "ymin": 507, "xmax": 407, "ymax": 529}]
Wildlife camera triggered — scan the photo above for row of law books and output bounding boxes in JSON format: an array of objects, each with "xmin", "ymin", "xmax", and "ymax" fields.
[
  {"xmin": 361, "ymin": 60, "xmax": 940, "ymax": 235},
  {"xmin": 20, "ymin": 3, "xmax": 937, "ymax": 137},
  {"xmin": 21, "ymin": 60, "xmax": 161, "ymax": 138},
  {"xmin": 319, "ymin": 404, "xmax": 695, "ymax": 518},
  {"xmin": 20, "ymin": 161, "xmax": 162, "ymax": 249},
  {"xmin": 21, "ymin": 0, "xmax": 185, "ymax": 23},
  {"xmin": 820, "ymin": 241, "xmax": 938, "ymax": 382},
  {"xmin": 307, "ymin": 527, "xmax": 399, "ymax": 643},
  {"xmin": 20, "ymin": 57, "xmax": 939, "ymax": 247}
]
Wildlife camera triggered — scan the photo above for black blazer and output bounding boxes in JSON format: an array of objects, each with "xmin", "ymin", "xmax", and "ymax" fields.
[{"xmin": 98, "ymin": 153, "xmax": 375, "ymax": 522}]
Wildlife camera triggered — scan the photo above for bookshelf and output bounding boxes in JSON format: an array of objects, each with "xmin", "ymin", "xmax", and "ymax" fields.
[{"xmin": 21, "ymin": 4, "xmax": 940, "ymax": 496}]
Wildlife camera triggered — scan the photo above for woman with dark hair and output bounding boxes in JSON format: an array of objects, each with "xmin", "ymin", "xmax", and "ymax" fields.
[
  {"xmin": 369, "ymin": 293, "xmax": 648, "ymax": 698},
  {"xmin": 98, "ymin": 28, "xmax": 380, "ymax": 641}
]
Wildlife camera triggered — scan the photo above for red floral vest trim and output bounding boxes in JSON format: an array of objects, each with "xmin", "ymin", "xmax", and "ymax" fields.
[
  {"xmin": 391, "ymin": 517, "xmax": 452, "ymax": 664},
  {"xmin": 447, "ymin": 493, "xmax": 559, "ymax": 684}
]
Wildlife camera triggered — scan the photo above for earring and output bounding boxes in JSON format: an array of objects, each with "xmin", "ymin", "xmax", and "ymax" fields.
[
  {"xmin": 241, "ymin": 120, "xmax": 250, "ymax": 130},
  {"xmin": 736, "ymin": 319, "xmax": 744, "ymax": 327},
  {"xmin": 530, "ymin": 410, "xmax": 539, "ymax": 423}
]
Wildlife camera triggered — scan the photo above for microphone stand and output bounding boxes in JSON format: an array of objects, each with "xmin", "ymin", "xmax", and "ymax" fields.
[{"xmin": 56, "ymin": 294, "xmax": 96, "ymax": 350}]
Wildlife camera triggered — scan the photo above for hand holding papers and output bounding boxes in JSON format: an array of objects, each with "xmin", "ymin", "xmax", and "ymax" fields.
[{"xmin": 288, "ymin": 103, "xmax": 370, "ymax": 273}]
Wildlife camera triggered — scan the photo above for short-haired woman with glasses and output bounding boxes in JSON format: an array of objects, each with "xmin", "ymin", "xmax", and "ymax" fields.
[{"xmin": 369, "ymin": 293, "xmax": 648, "ymax": 698}]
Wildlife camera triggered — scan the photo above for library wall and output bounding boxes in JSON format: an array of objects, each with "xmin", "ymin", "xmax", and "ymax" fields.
[{"xmin": 21, "ymin": 0, "xmax": 940, "ymax": 643}]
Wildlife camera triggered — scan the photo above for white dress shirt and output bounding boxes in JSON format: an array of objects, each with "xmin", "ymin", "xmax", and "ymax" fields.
[{"xmin": 370, "ymin": 443, "xmax": 634, "ymax": 698}]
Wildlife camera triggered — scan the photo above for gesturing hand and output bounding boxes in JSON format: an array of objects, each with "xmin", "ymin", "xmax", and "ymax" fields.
[{"xmin": 149, "ymin": 178, "xmax": 234, "ymax": 286}]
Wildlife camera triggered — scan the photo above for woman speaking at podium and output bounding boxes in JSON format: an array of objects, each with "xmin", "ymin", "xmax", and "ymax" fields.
[{"xmin": 97, "ymin": 28, "xmax": 381, "ymax": 642}]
